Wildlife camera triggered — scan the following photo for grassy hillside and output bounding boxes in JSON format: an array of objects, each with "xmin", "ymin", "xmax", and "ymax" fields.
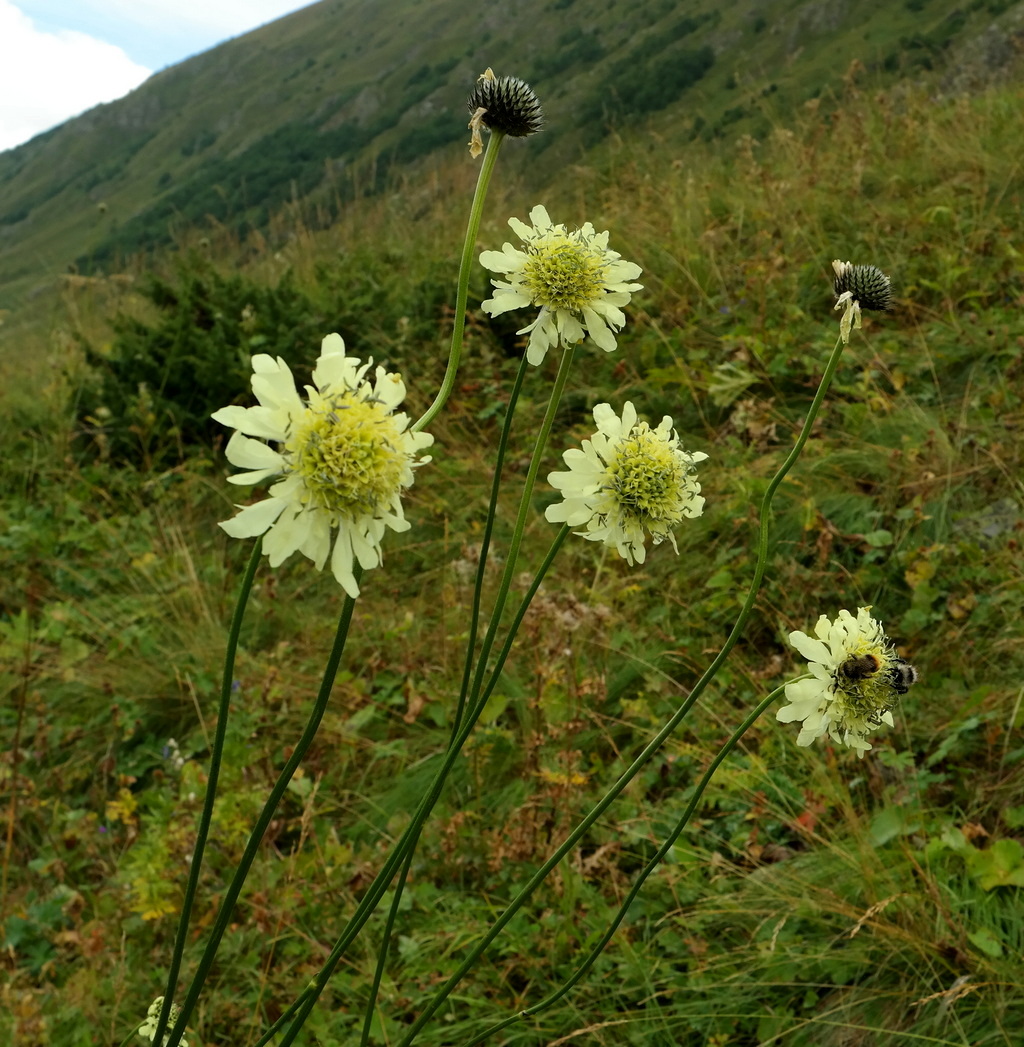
[
  {"xmin": 1, "ymin": 0, "xmax": 1023, "ymax": 314},
  {"xmin": 2, "ymin": 52, "xmax": 1023, "ymax": 1045}
]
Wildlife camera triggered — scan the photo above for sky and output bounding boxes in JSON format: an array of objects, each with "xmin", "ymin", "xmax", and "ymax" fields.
[{"xmin": 0, "ymin": 1, "xmax": 317, "ymax": 152}]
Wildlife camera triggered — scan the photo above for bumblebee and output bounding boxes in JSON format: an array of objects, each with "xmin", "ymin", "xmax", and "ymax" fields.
[
  {"xmin": 837, "ymin": 653, "xmax": 882, "ymax": 683},
  {"xmin": 887, "ymin": 657, "xmax": 919, "ymax": 695}
]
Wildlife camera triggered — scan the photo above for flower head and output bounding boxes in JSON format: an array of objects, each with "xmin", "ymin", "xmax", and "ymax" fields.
[
  {"xmin": 777, "ymin": 607, "xmax": 917, "ymax": 756},
  {"xmin": 138, "ymin": 997, "xmax": 188, "ymax": 1047},
  {"xmin": 212, "ymin": 334, "xmax": 433, "ymax": 598},
  {"xmin": 467, "ymin": 68, "xmax": 543, "ymax": 156},
  {"xmin": 545, "ymin": 401, "xmax": 707, "ymax": 565},
  {"xmin": 832, "ymin": 260, "xmax": 892, "ymax": 344},
  {"xmin": 480, "ymin": 205, "xmax": 643, "ymax": 366}
]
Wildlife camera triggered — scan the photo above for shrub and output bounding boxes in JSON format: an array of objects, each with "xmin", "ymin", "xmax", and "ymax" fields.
[{"xmin": 76, "ymin": 257, "xmax": 328, "ymax": 468}]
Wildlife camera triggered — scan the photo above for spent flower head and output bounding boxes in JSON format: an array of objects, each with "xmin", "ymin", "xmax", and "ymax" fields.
[
  {"xmin": 480, "ymin": 205, "xmax": 643, "ymax": 366},
  {"xmin": 138, "ymin": 997, "xmax": 188, "ymax": 1047},
  {"xmin": 777, "ymin": 606, "xmax": 917, "ymax": 757},
  {"xmin": 467, "ymin": 68, "xmax": 543, "ymax": 156},
  {"xmin": 832, "ymin": 260, "xmax": 893, "ymax": 344},
  {"xmin": 212, "ymin": 334, "xmax": 433, "ymax": 598},
  {"xmin": 545, "ymin": 401, "xmax": 707, "ymax": 565}
]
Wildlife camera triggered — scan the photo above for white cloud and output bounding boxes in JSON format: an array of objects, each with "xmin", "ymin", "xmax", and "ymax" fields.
[
  {"xmin": 78, "ymin": 0, "xmax": 317, "ymax": 36},
  {"xmin": 0, "ymin": 1, "xmax": 151, "ymax": 152},
  {"xmin": 21, "ymin": 1, "xmax": 317, "ymax": 56}
]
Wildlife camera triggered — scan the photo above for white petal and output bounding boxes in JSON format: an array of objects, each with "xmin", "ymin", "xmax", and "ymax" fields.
[
  {"xmin": 223, "ymin": 431, "xmax": 284, "ymax": 472},
  {"xmin": 219, "ymin": 496, "xmax": 287, "ymax": 538},
  {"xmin": 251, "ymin": 357, "xmax": 302, "ymax": 414},
  {"xmin": 263, "ymin": 505, "xmax": 308, "ymax": 566},
  {"xmin": 789, "ymin": 631, "xmax": 832, "ymax": 665},
  {"xmin": 330, "ymin": 530, "xmax": 359, "ymax": 597},
  {"xmin": 320, "ymin": 332, "xmax": 345, "ymax": 356},
  {"xmin": 581, "ymin": 307, "xmax": 617, "ymax": 351},
  {"xmin": 480, "ymin": 246, "xmax": 527, "ymax": 273},
  {"xmin": 482, "ymin": 289, "xmax": 533, "ymax": 317},
  {"xmin": 298, "ymin": 510, "xmax": 332, "ymax": 570},
  {"xmin": 213, "ymin": 404, "xmax": 289, "ymax": 442},
  {"xmin": 528, "ymin": 204, "xmax": 552, "ymax": 230}
]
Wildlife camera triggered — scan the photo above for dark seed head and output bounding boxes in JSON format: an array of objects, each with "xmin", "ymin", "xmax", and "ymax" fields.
[
  {"xmin": 467, "ymin": 73, "xmax": 543, "ymax": 138},
  {"xmin": 833, "ymin": 262, "xmax": 893, "ymax": 312}
]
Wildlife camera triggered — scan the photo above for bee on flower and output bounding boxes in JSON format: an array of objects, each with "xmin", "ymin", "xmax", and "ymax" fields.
[
  {"xmin": 777, "ymin": 606, "xmax": 917, "ymax": 756},
  {"xmin": 212, "ymin": 334, "xmax": 433, "ymax": 598}
]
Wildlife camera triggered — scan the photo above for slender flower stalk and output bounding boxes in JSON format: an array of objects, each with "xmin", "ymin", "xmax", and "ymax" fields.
[
  {"xmin": 149, "ymin": 539, "xmax": 262, "ymax": 1047},
  {"xmin": 414, "ymin": 131, "xmax": 504, "ymax": 433},
  {"xmin": 460, "ymin": 684, "xmax": 785, "ymax": 1045},
  {"xmin": 162, "ymin": 587, "xmax": 361, "ymax": 1047},
  {"xmin": 392, "ymin": 328, "xmax": 855, "ymax": 1047},
  {"xmin": 267, "ymin": 525, "xmax": 573, "ymax": 1047},
  {"xmin": 415, "ymin": 69, "xmax": 541, "ymax": 432},
  {"xmin": 268, "ymin": 347, "xmax": 579, "ymax": 1046},
  {"xmin": 357, "ymin": 352, "xmax": 532, "ymax": 1038}
]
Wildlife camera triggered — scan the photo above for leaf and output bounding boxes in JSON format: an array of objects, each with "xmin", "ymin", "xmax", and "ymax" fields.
[
  {"xmin": 869, "ymin": 805, "xmax": 918, "ymax": 846},
  {"xmin": 966, "ymin": 839, "xmax": 1024, "ymax": 891},
  {"xmin": 967, "ymin": 926, "xmax": 1004, "ymax": 958}
]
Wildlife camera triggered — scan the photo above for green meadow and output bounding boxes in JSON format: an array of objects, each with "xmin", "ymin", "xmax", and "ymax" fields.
[{"xmin": 2, "ymin": 73, "xmax": 1023, "ymax": 1045}]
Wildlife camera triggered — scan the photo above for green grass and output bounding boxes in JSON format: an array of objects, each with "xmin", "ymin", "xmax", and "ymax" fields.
[{"xmin": 2, "ymin": 74, "xmax": 1024, "ymax": 1047}]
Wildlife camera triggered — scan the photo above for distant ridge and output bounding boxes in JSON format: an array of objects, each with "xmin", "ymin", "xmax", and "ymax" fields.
[{"xmin": 1, "ymin": 0, "xmax": 1021, "ymax": 311}]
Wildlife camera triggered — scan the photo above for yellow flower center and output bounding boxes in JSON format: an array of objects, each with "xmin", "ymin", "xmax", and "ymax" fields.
[
  {"xmin": 606, "ymin": 424, "xmax": 691, "ymax": 527},
  {"xmin": 286, "ymin": 392, "xmax": 406, "ymax": 518},
  {"xmin": 523, "ymin": 230, "xmax": 607, "ymax": 312}
]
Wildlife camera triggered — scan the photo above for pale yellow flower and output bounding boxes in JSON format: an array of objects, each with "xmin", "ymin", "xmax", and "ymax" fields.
[
  {"xmin": 213, "ymin": 334, "xmax": 433, "ymax": 598},
  {"xmin": 778, "ymin": 607, "xmax": 916, "ymax": 756},
  {"xmin": 546, "ymin": 401, "xmax": 707, "ymax": 565},
  {"xmin": 480, "ymin": 205, "xmax": 643, "ymax": 365}
]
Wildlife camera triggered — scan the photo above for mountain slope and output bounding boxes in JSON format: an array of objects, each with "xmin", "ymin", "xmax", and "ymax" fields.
[{"xmin": 1, "ymin": 0, "xmax": 1022, "ymax": 311}]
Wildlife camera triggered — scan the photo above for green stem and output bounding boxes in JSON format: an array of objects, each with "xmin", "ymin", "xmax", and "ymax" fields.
[
  {"xmin": 356, "ymin": 355, "xmax": 531, "ymax": 1042},
  {"xmin": 268, "ymin": 526, "xmax": 570, "ymax": 1047},
  {"xmin": 151, "ymin": 537, "xmax": 262, "ymax": 1047},
  {"xmin": 358, "ymin": 828, "xmax": 420, "ymax": 1047},
  {"xmin": 450, "ymin": 352, "xmax": 530, "ymax": 741},
  {"xmin": 413, "ymin": 131, "xmax": 505, "ymax": 435},
  {"xmin": 393, "ymin": 332, "xmax": 850, "ymax": 1045},
  {"xmin": 463, "ymin": 344, "xmax": 575, "ymax": 719},
  {"xmin": 460, "ymin": 684, "xmax": 787, "ymax": 1045},
  {"xmin": 163, "ymin": 577, "xmax": 360, "ymax": 1047}
]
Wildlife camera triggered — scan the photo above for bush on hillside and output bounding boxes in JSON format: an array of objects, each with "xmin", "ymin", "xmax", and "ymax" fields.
[{"xmin": 75, "ymin": 257, "xmax": 328, "ymax": 469}]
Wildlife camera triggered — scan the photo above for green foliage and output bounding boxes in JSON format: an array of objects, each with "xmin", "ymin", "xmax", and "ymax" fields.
[
  {"xmin": 3, "ymin": 73, "xmax": 1024, "ymax": 1047},
  {"xmin": 75, "ymin": 257, "xmax": 328, "ymax": 467}
]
